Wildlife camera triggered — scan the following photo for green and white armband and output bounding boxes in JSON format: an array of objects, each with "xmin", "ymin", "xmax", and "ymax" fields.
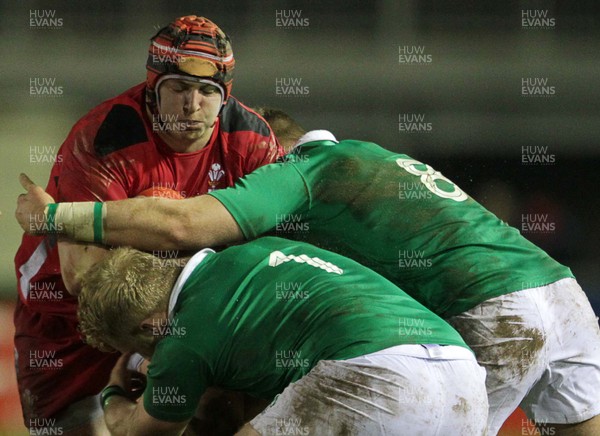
[{"xmin": 44, "ymin": 202, "xmax": 106, "ymax": 244}]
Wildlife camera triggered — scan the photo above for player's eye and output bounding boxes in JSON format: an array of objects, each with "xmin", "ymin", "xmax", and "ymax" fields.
[
  {"xmin": 199, "ymin": 84, "xmax": 218, "ymax": 95},
  {"xmin": 170, "ymin": 84, "xmax": 187, "ymax": 93}
]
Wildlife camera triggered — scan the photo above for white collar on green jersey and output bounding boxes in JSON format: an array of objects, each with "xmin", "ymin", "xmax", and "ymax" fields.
[
  {"xmin": 168, "ymin": 248, "xmax": 215, "ymax": 320},
  {"xmin": 294, "ymin": 130, "xmax": 338, "ymax": 149}
]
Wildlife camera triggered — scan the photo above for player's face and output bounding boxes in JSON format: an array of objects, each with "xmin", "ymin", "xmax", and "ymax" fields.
[{"xmin": 157, "ymin": 78, "xmax": 223, "ymax": 148}]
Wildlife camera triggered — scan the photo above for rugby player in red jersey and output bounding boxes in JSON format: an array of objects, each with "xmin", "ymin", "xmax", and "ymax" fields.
[{"xmin": 13, "ymin": 15, "xmax": 281, "ymax": 435}]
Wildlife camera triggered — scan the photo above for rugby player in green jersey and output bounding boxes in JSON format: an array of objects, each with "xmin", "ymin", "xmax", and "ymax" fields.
[
  {"xmin": 16, "ymin": 109, "xmax": 600, "ymax": 435},
  {"xmin": 78, "ymin": 237, "xmax": 488, "ymax": 435}
]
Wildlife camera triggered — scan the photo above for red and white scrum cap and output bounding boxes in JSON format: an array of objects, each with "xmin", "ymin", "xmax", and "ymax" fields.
[{"xmin": 146, "ymin": 16, "xmax": 235, "ymax": 111}]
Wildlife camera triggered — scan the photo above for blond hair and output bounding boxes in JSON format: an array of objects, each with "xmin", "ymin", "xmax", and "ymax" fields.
[{"xmin": 78, "ymin": 247, "xmax": 181, "ymax": 354}]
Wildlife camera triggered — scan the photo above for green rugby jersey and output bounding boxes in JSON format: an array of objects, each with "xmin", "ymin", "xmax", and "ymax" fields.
[
  {"xmin": 209, "ymin": 131, "xmax": 573, "ymax": 318},
  {"xmin": 144, "ymin": 236, "xmax": 465, "ymax": 422}
]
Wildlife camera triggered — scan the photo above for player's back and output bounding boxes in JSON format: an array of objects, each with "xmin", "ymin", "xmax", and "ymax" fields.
[
  {"xmin": 286, "ymin": 139, "xmax": 572, "ymax": 317},
  {"xmin": 166, "ymin": 236, "xmax": 466, "ymax": 400}
]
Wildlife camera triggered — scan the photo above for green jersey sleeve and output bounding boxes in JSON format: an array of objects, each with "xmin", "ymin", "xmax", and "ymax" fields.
[
  {"xmin": 143, "ymin": 339, "xmax": 210, "ymax": 422},
  {"xmin": 208, "ymin": 162, "xmax": 310, "ymax": 239}
]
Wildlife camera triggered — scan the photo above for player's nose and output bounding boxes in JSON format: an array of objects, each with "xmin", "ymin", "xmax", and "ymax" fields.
[{"xmin": 183, "ymin": 89, "xmax": 203, "ymax": 113}]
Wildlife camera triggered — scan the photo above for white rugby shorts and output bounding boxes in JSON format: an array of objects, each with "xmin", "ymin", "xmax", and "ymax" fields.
[
  {"xmin": 250, "ymin": 344, "xmax": 488, "ymax": 435},
  {"xmin": 448, "ymin": 278, "xmax": 600, "ymax": 435}
]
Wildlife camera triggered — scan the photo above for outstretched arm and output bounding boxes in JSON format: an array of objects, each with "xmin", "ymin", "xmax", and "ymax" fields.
[
  {"xmin": 103, "ymin": 194, "xmax": 243, "ymax": 250},
  {"xmin": 16, "ymin": 174, "xmax": 244, "ymax": 251}
]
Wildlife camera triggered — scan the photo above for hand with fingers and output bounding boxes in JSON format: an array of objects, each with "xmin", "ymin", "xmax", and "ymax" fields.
[
  {"xmin": 110, "ymin": 353, "xmax": 146, "ymax": 396},
  {"xmin": 16, "ymin": 173, "xmax": 56, "ymax": 234},
  {"xmin": 101, "ymin": 353, "xmax": 146, "ymax": 412}
]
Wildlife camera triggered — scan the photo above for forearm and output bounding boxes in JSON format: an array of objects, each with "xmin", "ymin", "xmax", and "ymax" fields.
[
  {"xmin": 104, "ymin": 395, "xmax": 188, "ymax": 436},
  {"xmin": 104, "ymin": 396, "xmax": 138, "ymax": 436},
  {"xmin": 104, "ymin": 195, "xmax": 243, "ymax": 250},
  {"xmin": 42, "ymin": 196, "xmax": 244, "ymax": 251},
  {"xmin": 103, "ymin": 197, "xmax": 203, "ymax": 250}
]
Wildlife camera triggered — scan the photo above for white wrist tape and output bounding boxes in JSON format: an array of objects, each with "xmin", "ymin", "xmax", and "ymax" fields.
[
  {"xmin": 126, "ymin": 353, "xmax": 146, "ymax": 372},
  {"xmin": 46, "ymin": 202, "xmax": 106, "ymax": 243}
]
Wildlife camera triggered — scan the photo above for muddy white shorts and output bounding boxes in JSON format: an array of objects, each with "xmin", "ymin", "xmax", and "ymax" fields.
[
  {"xmin": 448, "ymin": 278, "xmax": 600, "ymax": 435},
  {"xmin": 250, "ymin": 344, "xmax": 488, "ymax": 435}
]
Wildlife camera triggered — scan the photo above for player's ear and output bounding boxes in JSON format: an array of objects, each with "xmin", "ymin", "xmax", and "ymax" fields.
[
  {"xmin": 139, "ymin": 318, "xmax": 155, "ymax": 334},
  {"xmin": 138, "ymin": 312, "xmax": 168, "ymax": 334}
]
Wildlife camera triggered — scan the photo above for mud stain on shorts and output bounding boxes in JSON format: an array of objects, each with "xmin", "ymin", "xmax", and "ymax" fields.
[
  {"xmin": 452, "ymin": 396, "xmax": 471, "ymax": 415},
  {"xmin": 451, "ymin": 314, "xmax": 545, "ymax": 383},
  {"xmin": 280, "ymin": 361, "xmax": 401, "ymax": 434},
  {"xmin": 493, "ymin": 315, "xmax": 544, "ymax": 380}
]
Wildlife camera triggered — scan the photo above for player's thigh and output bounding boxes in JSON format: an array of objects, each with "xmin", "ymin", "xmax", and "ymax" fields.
[
  {"xmin": 521, "ymin": 279, "xmax": 600, "ymax": 426},
  {"xmin": 251, "ymin": 359, "xmax": 403, "ymax": 435},
  {"xmin": 251, "ymin": 353, "xmax": 487, "ymax": 435},
  {"xmin": 448, "ymin": 290, "xmax": 547, "ymax": 385},
  {"xmin": 447, "ymin": 290, "xmax": 548, "ymax": 434}
]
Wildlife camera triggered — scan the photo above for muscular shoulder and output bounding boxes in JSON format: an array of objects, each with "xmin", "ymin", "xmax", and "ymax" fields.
[
  {"xmin": 65, "ymin": 83, "xmax": 149, "ymax": 157},
  {"xmin": 218, "ymin": 97, "xmax": 281, "ymax": 164},
  {"xmin": 219, "ymin": 97, "xmax": 272, "ymax": 137}
]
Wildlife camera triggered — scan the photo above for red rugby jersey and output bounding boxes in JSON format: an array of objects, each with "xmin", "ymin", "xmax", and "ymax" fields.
[{"xmin": 15, "ymin": 82, "xmax": 282, "ymax": 316}]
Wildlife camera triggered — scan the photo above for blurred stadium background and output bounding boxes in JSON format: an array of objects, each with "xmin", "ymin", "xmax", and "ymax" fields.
[{"xmin": 1, "ymin": 1, "xmax": 598, "ymax": 434}]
